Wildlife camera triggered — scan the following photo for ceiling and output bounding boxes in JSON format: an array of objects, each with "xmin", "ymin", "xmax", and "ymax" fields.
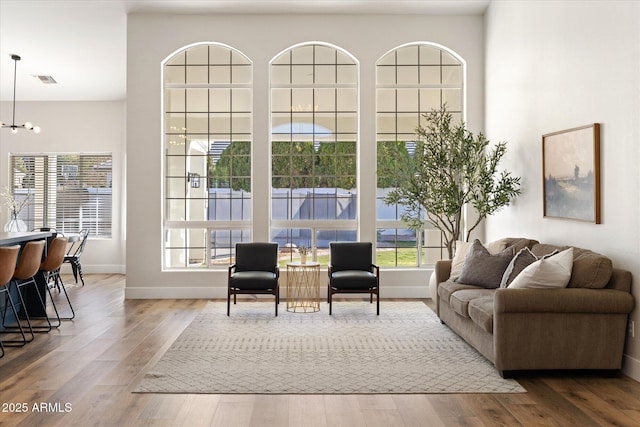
[{"xmin": 0, "ymin": 0, "xmax": 490, "ymax": 102}]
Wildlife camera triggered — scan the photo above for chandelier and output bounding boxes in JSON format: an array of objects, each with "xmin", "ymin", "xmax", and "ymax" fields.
[{"xmin": 1, "ymin": 54, "xmax": 40, "ymax": 134}]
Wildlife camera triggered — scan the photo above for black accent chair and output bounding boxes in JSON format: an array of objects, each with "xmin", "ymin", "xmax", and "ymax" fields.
[
  {"xmin": 328, "ymin": 242, "xmax": 380, "ymax": 315},
  {"xmin": 228, "ymin": 243, "xmax": 280, "ymax": 316},
  {"xmin": 63, "ymin": 228, "xmax": 89, "ymax": 287}
]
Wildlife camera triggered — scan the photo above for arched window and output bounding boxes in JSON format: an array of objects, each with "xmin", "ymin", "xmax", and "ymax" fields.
[
  {"xmin": 270, "ymin": 43, "xmax": 358, "ymax": 263},
  {"xmin": 163, "ymin": 43, "xmax": 252, "ymax": 269},
  {"xmin": 376, "ymin": 43, "xmax": 464, "ymax": 267}
]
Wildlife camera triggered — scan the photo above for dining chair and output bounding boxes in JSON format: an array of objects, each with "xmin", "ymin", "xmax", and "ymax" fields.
[
  {"xmin": 62, "ymin": 228, "xmax": 89, "ymax": 286},
  {"xmin": 227, "ymin": 242, "xmax": 280, "ymax": 316},
  {"xmin": 328, "ymin": 242, "xmax": 380, "ymax": 315},
  {"xmin": 0, "ymin": 245, "xmax": 26, "ymax": 353},
  {"xmin": 2, "ymin": 240, "xmax": 49, "ymax": 341},
  {"xmin": 38, "ymin": 237, "xmax": 74, "ymax": 326}
]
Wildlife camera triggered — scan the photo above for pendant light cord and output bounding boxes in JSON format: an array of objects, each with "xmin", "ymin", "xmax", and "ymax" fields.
[{"xmin": 11, "ymin": 55, "xmax": 18, "ymax": 126}]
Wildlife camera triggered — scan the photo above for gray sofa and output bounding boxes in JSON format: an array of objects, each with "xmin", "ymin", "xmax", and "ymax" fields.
[{"xmin": 435, "ymin": 238, "xmax": 635, "ymax": 378}]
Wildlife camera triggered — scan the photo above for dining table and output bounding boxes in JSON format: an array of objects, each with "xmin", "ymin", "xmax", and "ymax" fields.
[{"xmin": 0, "ymin": 230, "xmax": 54, "ymax": 319}]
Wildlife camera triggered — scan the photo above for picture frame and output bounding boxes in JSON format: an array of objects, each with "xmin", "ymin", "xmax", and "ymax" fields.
[{"xmin": 542, "ymin": 123, "xmax": 601, "ymax": 223}]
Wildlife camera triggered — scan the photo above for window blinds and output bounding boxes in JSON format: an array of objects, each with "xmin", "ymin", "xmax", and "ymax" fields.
[{"xmin": 10, "ymin": 154, "xmax": 112, "ymax": 237}]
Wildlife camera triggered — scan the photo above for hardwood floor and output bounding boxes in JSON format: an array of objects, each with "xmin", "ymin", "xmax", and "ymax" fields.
[{"xmin": 1, "ymin": 274, "xmax": 639, "ymax": 426}]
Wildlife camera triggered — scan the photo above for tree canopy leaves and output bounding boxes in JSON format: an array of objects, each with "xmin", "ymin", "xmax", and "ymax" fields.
[{"xmin": 384, "ymin": 105, "xmax": 521, "ymax": 258}]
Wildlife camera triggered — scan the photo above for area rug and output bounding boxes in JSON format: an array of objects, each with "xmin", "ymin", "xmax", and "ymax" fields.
[{"xmin": 134, "ymin": 301, "xmax": 525, "ymax": 394}]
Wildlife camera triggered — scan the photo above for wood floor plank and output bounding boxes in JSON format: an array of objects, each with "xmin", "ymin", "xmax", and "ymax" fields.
[
  {"xmin": 458, "ymin": 394, "xmax": 522, "ymax": 427},
  {"xmin": 248, "ymin": 395, "xmax": 289, "ymax": 427},
  {"xmin": 323, "ymin": 395, "xmax": 367, "ymax": 427},
  {"xmin": 517, "ymin": 377, "xmax": 601, "ymax": 427},
  {"xmin": 392, "ymin": 394, "xmax": 446, "ymax": 427},
  {"xmin": 1, "ymin": 274, "xmax": 639, "ymax": 427},
  {"xmin": 560, "ymin": 389, "xmax": 640, "ymax": 427},
  {"xmin": 173, "ymin": 394, "xmax": 220, "ymax": 427},
  {"xmin": 210, "ymin": 395, "xmax": 255, "ymax": 427},
  {"xmin": 288, "ymin": 394, "xmax": 328, "ymax": 427}
]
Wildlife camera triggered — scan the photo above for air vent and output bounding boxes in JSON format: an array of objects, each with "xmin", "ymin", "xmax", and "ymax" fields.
[{"xmin": 34, "ymin": 75, "xmax": 57, "ymax": 84}]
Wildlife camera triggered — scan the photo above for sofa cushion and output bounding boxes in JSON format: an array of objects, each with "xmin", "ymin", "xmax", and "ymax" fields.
[
  {"xmin": 502, "ymin": 237, "xmax": 539, "ymax": 253},
  {"xmin": 450, "ymin": 289, "xmax": 495, "ymax": 318},
  {"xmin": 508, "ymin": 248, "xmax": 573, "ymax": 289},
  {"xmin": 531, "ymin": 244, "xmax": 613, "ymax": 289},
  {"xmin": 468, "ymin": 297, "xmax": 494, "ymax": 334},
  {"xmin": 450, "ymin": 239, "xmax": 506, "ymax": 280},
  {"xmin": 449, "ymin": 238, "xmax": 537, "ymax": 281},
  {"xmin": 438, "ymin": 280, "xmax": 480, "ymax": 305},
  {"xmin": 500, "ymin": 247, "xmax": 559, "ymax": 288},
  {"xmin": 456, "ymin": 239, "xmax": 515, "ymax": 288}
]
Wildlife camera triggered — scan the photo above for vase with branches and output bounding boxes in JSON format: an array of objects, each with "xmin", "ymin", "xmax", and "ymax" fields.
[
  {"xmin": 1, "ymin": 186, "xmax": 30, "ymax": 232},
  {"xmin": 297, "ymin": 245, "xmax": 311, "ymax": 264},
  {"xmin": 384, "ymin": 105, "xmax": 522, "ymax": 259}
]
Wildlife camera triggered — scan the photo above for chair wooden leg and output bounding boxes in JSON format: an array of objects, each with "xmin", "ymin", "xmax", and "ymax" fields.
[
  {"xmin": 227, "ymin": 288, "xmax": 231, "ymax": 316},
  {"xmin": 376, "ymin": 289, "xmax": 380, "ymax": 315}
]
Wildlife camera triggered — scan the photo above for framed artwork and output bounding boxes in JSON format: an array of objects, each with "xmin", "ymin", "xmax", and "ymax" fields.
[{"xmin": 542, "ymin": 123, "xmax": 601, "ymax": 223}]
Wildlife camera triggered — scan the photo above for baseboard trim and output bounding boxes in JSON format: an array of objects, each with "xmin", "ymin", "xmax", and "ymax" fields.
[
  {"xmin": 124, "ymin": 284, "xmax": 428, "ymax": 300},
  {"xmin": 622, "ymin": 353, "xmax": 640, "ymax": 382},
  {"xmin": 59, "ymin": 264, "xmax": 126, "ymax": 275}
]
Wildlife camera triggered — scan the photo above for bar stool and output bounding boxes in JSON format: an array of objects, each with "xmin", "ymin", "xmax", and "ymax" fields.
[
  {"xmin": 39, "ymin": 237, "xmax": 74, "ymax": 325},
  {"xmin": 0, "ymin": 245, "xmax": 28, "ymax": 352},
  {"xmin": 4, "ymin": 240, "xmax": 50, "ymax": 339}
]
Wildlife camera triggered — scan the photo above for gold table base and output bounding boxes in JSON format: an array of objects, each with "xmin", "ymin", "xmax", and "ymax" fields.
[{"xmin": 286, "ymin": 262, "xmax": 321, "ymax": 313}]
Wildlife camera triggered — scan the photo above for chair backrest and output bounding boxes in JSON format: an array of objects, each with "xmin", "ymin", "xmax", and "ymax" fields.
[
  {"xmin": 32, "ymin": 227, "xmax": 58, "ymax": 246},
  {"xmin": 41, "ymin": 237, "xmax": 69, "ymax": 272},
  {"xmin": 234, "ymin": 243, "xmax": 278, "ymax": 273},
  {"xmin": 69, "ymin": 228, "xmax": 89, "ymax": 258},
  {"xmin": 32, "ymin": 227, "xmax": 57, "ymax": 233},
  {"xmin": 13, "ymin": 240, "xmax": 46, "ymax": 280},
  {"xmin": 330, "ymin": 242, "xmax": 373, "ymax": 272},
  {"xmin": 0, "ymin": 245, "xmax": 20, "ymax": 286}
]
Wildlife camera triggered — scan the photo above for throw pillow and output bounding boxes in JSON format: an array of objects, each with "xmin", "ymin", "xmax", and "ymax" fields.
[
  {"xmin": 455, "ymin": 239, "xmax": 515, "ymax": 289},
  {"xmin": 508, "ymin": 247, "xmax": 574, "ymax": 289},
  {"xmin": 449, "ymin": 238, "xmax": 508, "ymax": 280},
  {"xmin": 500, "ymin": 247, "xmax": 559, "ymax": 288}
]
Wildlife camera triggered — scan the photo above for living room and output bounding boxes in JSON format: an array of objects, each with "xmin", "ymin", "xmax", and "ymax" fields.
[{"xmin": 1, "ymin": 0, "xmax": 639, "ymax": 425}]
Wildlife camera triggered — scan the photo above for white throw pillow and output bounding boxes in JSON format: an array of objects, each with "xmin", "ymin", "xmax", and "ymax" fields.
[
  {"xmin": 508, "ymin": 248, "xmax": 574, "ymax": 289},
  {"xmin": 449, "ymin": 239, "xmax": 507, "ymax": 280}
]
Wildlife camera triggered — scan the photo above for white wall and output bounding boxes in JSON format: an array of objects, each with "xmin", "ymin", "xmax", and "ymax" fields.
[
  {"xmin": 125, "ymin": 13, "xmax": 485, "ymax": 298},
  {"xmin": 484, "ymin": 0, "xmax": 640, "ymax": 381},
  {"xmin": 0, "ymin": 100, "xmax": 126, "ymax": 274}
]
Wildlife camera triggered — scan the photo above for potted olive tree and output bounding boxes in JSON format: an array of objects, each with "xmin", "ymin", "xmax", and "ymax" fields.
[{"xmin": 384, "ymin": 105, "xmax": 522, "ymax": 260}]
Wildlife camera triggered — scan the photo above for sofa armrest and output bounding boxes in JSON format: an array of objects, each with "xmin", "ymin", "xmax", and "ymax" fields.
[
  {"xmin": 435, "ymin": 260, "xmax": 452, "ymax": 284},
  {"xmin": 494, "ymin": 288, "xmax": 634, "ymax": 315},
  {"xmin": 434, "ymin": 260, "xmax": 452, "ymax": 316}
]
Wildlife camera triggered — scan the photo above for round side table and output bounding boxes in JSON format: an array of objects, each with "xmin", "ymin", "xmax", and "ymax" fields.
[{"xmin": 286, "ymin": 262, "xmax": 321, "ymax": 313}]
